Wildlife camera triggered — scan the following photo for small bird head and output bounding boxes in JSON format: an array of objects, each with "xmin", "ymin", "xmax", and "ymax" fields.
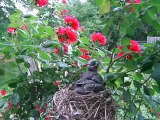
[{"xmin": 88, "ymin": 59, "xmax": 100, "ymax": 71}]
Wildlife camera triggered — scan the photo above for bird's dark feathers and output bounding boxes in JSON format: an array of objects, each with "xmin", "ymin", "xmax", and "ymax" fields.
[
  {"xmin": 88, "ymin": 59, "xmax": 100, "ymax": 71},
  {"xmin": 72, "ymin": 60, "xmax": 105, "ymax": 95}
]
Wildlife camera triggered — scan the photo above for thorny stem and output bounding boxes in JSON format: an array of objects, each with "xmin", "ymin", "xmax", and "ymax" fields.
[
  {"xmin": 28, "ymin": 68, "xmax": 35, "ymax": 83},
  {"xmin": 133, "ymin": 98, "xmax": 143, "ymax": 120},
  {"xmin": 142, "ymin": 76, "xmax": 151, "ymax": 85},
  {"xmin": 33, "ymin": 58, "xmax": 44, "ymax": 81},
  {"xmin": 106, "ymin": 52, "xmax": 134, "ymax": 73},
  {"xmin": 16, "ymin": 62, "xmax": 23, "ymax": 74},
  {"xmin": 106, "ymin": 47, "xmax": 115, "ymax": 73},
  {"xmin": 124, "ymin": 75, "xmax": 151, "ymax": 119}
]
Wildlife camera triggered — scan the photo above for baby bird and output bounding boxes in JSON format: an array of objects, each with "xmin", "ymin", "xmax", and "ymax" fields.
[{"xmin": 74, "ymin": 60, "xmax": 105, "ymax": 95}]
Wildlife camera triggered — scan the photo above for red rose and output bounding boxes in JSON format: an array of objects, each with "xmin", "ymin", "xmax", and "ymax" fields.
[
  {"xmin": 128, "ymin": 40, "xmax": 141, "ymax": 52},
  {"xmin": 116, "ymin": 40, "xmax": 141, "ymax": 60},
  {"xmin": 0, "ymin": 89, "xmax": 7, "ymax": 96},
  {"xmin": 16, "ymin": 105, "xmax": 20, "ymax": 109},
  {"xmin": 126, "ymin": 0, "xmax": 141, "ymax": 4},
  {"xmin": 7, "ymin": 27, "xmax": 16, "ymax": 33},
  {"xmin": 126, "ymin": 0, "xmax": 141, "ymax": 12},
  {"xmin": 64, "ymin": 16, "xmax": 80, "ymax": 31},
  {"xmin": 20, "ymin": 24, "xmax": 28, "ymax": 30},
  {"xmin": 60, "ymin": 9, "xmax": 68, "ymax": 16},
  {"xmin": 35, "ymin": 103, "xmax": 46, "ymax": 114},
  {"xmin": 57, "ymin": 27, "xmax": 78, "ymax": 44},
  {"xmin": 81, "ymin": 26, "xmax": 85, "ymax": 32},
  {"xmin": 62, "ymin": 0, "xmax": 67, "ymax": 4},
  {"xmin": 91, "ymin": 32, "xmax": 107, "ymax": 45},
  {"xmin": 150, "ymin": 108, "xmax": 154, "ymax": 113},
  {"xmin": 80, "ymin": 54, "xmax": 91, "ymax": 61},
  {"xmin": 55, "ymin": 45, "xmax": 68, "ymax": 55},
  {"xmin": 8, "ymin": 102, "xmax": 12, "ymax": 110},
  {"xmin": 45, "ymin": 115, "xmax": 51, "ymax": 120},
  {"xmin": 54, "ymin": 81, "xmax": 61, "ymax": 86},
  {"xmin": 37, "ymin": 0, "xmax": 48, "ymax": 7},
  {"xmin": 79, "ymin": 48, "xmax": 91, "ymax": 61}
]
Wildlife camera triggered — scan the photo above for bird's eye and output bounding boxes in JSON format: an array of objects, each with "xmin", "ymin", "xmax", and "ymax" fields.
[{"xmin": 76, "ymin": 84, "xmax": 82, "ymax": 87}]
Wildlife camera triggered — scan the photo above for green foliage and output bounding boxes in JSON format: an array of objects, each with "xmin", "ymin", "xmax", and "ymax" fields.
[{"xmin": 0, "ymin": 0, "xmax": 160, "ymax": 119}]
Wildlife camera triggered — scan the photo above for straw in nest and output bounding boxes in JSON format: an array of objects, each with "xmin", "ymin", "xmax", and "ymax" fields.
[{"xmin": 52, "ymin": 86, "xmax": 116, "ymax": 120}]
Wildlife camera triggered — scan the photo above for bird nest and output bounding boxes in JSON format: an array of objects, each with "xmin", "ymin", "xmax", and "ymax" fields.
[{"xmin": 53, "ymin": 86, "xmax": 116, "ymax": 120}]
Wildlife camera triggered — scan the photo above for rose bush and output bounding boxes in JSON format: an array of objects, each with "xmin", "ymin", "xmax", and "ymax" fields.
[{"xmin": 0, "ymin": 0, "xmax": 160, "ymax": 119}]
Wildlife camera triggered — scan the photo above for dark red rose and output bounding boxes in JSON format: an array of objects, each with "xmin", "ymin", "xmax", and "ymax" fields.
[
  {"xmin": 91, "ymin": 32, "xmax": 107, "ymax": 45},
  {"xmin": 64, "ymin": 16, "xmax": 80, "ymax": 30},
  {"xmin": 54, "ymin": 81, "xmax": 61, "ymax": 86},
  {"xmin": 55, "ymin": 45, "xmax": 68, "ymax": 55},
  {"xmin": 116, "ymin": 40, "xmax": 141, "ymax": 60},
  {"xmin": 7, "ymin": 27, "xmax": 16, "ymax": 33},
  {"xmin": 126, "ymin": 0, "xmax": 141, "ymax": 4},
  {"xmin": 0, "ymin": 89, "xmax": 7, "ymax": 96},
  {"xmin": 37, "ymin": 0, "xmax": 48, "ymax": 7},
  {"xmin": 57, "ymin": 27, "xmax": 78, "ymax": 44},
  {"xmin": 60, "ymin": 9, "xmax": 68, "ymax": 16},
  {"xmin": 79, "ymin": 48, "xmax": 91, "ymax": 61}
]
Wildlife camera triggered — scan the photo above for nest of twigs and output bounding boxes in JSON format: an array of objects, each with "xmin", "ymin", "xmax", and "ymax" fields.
[{"xmin": 52, "ymin": 86, "xmax": 116, "ymax": 120}]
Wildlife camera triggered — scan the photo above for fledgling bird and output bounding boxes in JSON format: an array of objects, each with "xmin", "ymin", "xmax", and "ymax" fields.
[{"xmin": 73, "ymin": 60, "xmax": 105, "ymax": 95}]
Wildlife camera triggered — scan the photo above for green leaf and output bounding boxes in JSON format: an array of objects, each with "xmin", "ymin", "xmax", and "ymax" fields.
[
  {"xmin": 120, "ymin": 26, "xmax": 127, "ymax": 37},
  {"xmin": 127, "ymin": 27, "xmax": 134, "ymax": 37},
  {"xmin": 57, "ymin": 62, "xmax": 68, "ymax": 68},
  {"xmin": 80, "ymin": 37, "xmax": 89, "ymax": 44},
  {"xmin": 114, "ymin": 48, "xmax": 122, "ymax": 54},
  {"xmin": 144, "ymin": 95, "xmax": 158, "ymax": 113},
  {"xmin": 0, "ymin": 68, "xmax": 5, "ymax": 75},
  {"xmin": 104, "ymin": 73, "xmax": 118, "ymax": 82},
  {"xmin": 11, "ymin": 93, "xmax": 20, "ymax": 105},
  {"xmin": 98, "ymin": 49, "xmax": 105, "ymax": 57},
  {"xmin": 99, "ymin": 1, "xmax": 110, "ymax": 14},
  {"xmin": 18, "ymin": 29, "xmax": 29, "ymax": 38},
  {"xmin": 115, "ymin": 78, "xmax": 123, "ymax": 87},
  {"xmin": 8, "ymin": 82, "xmax": 17, "ymax": 88},
  {"xmin": 129, "ymin": 102, "xmax": 136, "ymax": 114},
  {"xmin": 151, "ymin": 65, "xmax": 160, "ymax": 86},
  {"xmin": 0, "ymin": 99, "xmax": 6, "ymax": 109},
  {"xmin": 123, "ymin": 89, "xmax": 131, "ymax": 103},
  {"xmin": 72, "ymin": 49, "xmax": 82, "ymax": 56},
  {"xmin": 140, "ymin": 60, "xmax": 153, "ymax": 72},
  {"xmin": 138, "ymin": 113, "xmax": 145, "ymax": 120},
  {"xmin": 124, "ymin": 81, "xmax": 131, "ymax": 87},
  {"xmin": 45, "ymin": 26, "xmax": 54, "ymax": 36},
  {"xmin": 152, "ymin": 85, "xmax": 160, "ymax": 94},
  {"xmin": 121, "ymin": 37, "xmax": 130, "ymax": 47},
  {"xmin": 30, "ymin": 110, "xmax": 40, "ymax": 119},
  {"xmin": 24, "ymin": 62, "xmax": 30, "ymax": 68},
  {"xmin": 23, "ymin": 14, "xmax": 32, "ymax": 18},
  {"xmin": 16, "ymin": 57, "xmax": 24, "ymax": 63},
  {"xmin": 95, "ymin": 0, "xmax": 104, "ymax": 6},
  {"xmin": 41, "ymin": 41, "xmax": 56, "ymax": 48},
  {"xmin": 8, "ymin": 23, "xmax": 19, "ymax": 28},
  {"xmin": 121, "ymin": 60, "xmax": 137, "ymax": 70},
  {"xmin": 39, "ymin": 52, "xmax": 52, "ymax": 60},
  {"xmin": 134, "ymin": 73, "xmax": 143, "ymax": 81},
  {"xmin": 151, "ymin": 0, "xmax": 160, "ymax": 4},
  {"xmin": 143, "ymin": 85, "xmax": 150, "ymax": 96},
  {"xmin": 133, "ymin": 80, "xmax": 142, "ymax": 88}
]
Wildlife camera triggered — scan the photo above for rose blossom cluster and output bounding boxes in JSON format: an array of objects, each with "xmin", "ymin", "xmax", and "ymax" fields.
[
  {"xmin": 56, "ymin": 14, "xmax": 107, "ymax": 61},
  {"xmin": 126, "ymin": 0, "xmax": 141, "ymax": 12},
  {"xmin": 117, "ymin": 40, "xmax": 141, "ymax": 60},
  {"xmin": 7, "ymin": 24, "xmax": 28, "ymax": 34},
  {"xmin": 55, "ymin": 15, "xmax": 80, "ymax": 55}
]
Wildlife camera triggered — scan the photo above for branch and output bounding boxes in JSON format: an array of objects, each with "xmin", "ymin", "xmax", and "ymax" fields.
[{"xmin": 106, "ymin": 52, "xmax": 134, "ymax": 73}]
